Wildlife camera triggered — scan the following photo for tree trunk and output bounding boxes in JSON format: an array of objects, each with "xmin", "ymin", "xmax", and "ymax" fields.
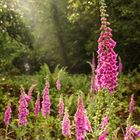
[{"xmin": 50, "ymin": 0, "xmax": 69, "ymax": 67}]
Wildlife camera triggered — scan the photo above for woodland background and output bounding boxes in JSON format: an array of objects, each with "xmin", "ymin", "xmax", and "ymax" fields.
[{"xmin": 0, "ymin": 0, "xmax": 140, "ymax": 75}]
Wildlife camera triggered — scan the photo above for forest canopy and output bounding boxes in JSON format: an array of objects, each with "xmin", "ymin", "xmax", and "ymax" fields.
[{"xmin": 0, "ymin": 0, "xmax": 140, "ymax": 74}]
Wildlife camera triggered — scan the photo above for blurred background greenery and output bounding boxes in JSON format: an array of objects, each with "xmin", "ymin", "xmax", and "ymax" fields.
[
  {"xmin": 0, "ymin": 0, "xmax": 140, "ymax": 139},
  {"xmin": 0, "ymin": 0, "xmax": 140, "ymax": 75}
]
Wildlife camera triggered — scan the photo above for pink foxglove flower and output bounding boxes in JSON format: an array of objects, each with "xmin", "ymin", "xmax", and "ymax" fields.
[
  {"xmin": 74, "ymin": 96, "xmax": 92, "ymax": 140},
  {"xmin": 90, "ymin": 56, "xmax": 95, "ymax": 95},
  {"xmin": 58, "ymin": 95, "xmax": 64, "ymax": 119},
  {"xmin": 62, "ymin": 109, "xmax": 71, "ymax": 138},
  {"xmin": 124, "ymin": 125, "xmax": 140, "ymax": 140},
  {"xmin": 99, "ymin": 131, "xmax": 108, "ymax": 140},
  {"xmin": 101, "ymin": 116, "xmax": 109, "ymax": 130},
  {"xmin": 18, "ymin": 89, "xmax": 29, "ymax": 127},
  {"xmin": 56, "ymin": 79, "xmax": 61, "ymax": 91},
  {"xmin": 99, "ymin": 116, "xmax": 109, "ymax": 140},
  {"xmin": 95, "ymin": 0, "xmax": 118, "ymax": 93},
  {"xmin": 41, "ymin": 80, "xmax": 51, "ymax": 117},
  {"xmin": 119, "ymin": 57, "xmax": 123, "ymax": 73},
  {"xmin": 4, "ymin": 103, "xmax": 12, "ymax": 126},
  {"xmin": 34, "ymin": 93, "xmax": 41, "ymax": 117},
  {"xmin": 129, "ymin": 94, "xmax": 134, "ymax": 114},
  {"xmin": 28, "ymin": 83, "xmax": 37, "ymax": 101},
  {"xmin": 21, "ymin": 87, "xmax": 31, "ymax": 103},
  {"xmin": 85, "ymin": 116, "xmax": 92, "ymax": 132}
]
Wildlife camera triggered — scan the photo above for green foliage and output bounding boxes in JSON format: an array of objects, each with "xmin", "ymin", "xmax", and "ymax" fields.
[
  {"xmin": 0, "ymin": 0, "xmax": 139, "ymax": 74},
  {"xmin": 0, "ymin": 0, "xmax": 140, "ymax": 139},
  {"xmin": 0, "ymin": 0, "xmax": 33, "ymax": 74},
  {"xmin": 0, "ymin": 67, "xmax": 140, "ymax": 139},
  {"xmin": 67, "ymin": 0, "xmax": 140, "ymax": 72},
  {"xmin": 0, "ymin": 0, "xmax": 33, "ymax": 46}
]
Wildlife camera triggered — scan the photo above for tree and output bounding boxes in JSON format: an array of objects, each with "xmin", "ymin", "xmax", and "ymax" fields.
[{"xmin": 0, "ymin": 0, "xmax": 33, "ymax": 74}]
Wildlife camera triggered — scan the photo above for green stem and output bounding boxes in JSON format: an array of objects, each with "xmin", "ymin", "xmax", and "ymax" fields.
[
  {"xmin": 5, "ymin": 125, "xmax": 8, "ymax": 139},
  {"xmin": 85, "ymin": 134, "xmax": 89, "ymax": 140},
  {"xmin": 7, "ymin": 131, "xmax": 14, "ymax": 135}
]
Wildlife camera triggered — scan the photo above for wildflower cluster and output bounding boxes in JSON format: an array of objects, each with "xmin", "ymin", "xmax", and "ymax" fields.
[
  {"xmin": 3, "ymin": 0, "xmax": 139, "ymax": 139},
  {"xmin": 3, "ymin": 78, "xmax": 140, "ymax": 140}
]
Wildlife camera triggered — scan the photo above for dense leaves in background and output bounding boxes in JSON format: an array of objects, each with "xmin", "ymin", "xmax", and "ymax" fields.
[
  {"xmin": 67, "ymin": 0, "xmax": 140, "ymax": 72},
  {"xmin": 0, "ymin": 1, "xmax": 140, "ymax": 139},
  {"xmin": 0, "ymin": 0, "xmax": 140, "ymax": 74},
  {"xmin": 107, "ymin": 0, "xmax": 140, "ymax": 71},
  {"xmin": 0, "ymin": 0, "xmax": 33, "ymax": 74}
]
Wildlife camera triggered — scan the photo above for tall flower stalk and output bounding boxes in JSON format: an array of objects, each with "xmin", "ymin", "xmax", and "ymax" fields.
[
  {"xmin": 18, "ymin": 88, "xmax": 29, "ymax": 127},
  {"xmin": 58, "ymin": 95, "xmax": 64, "ymax": 119},
  {"xmin": 28, "ymin": 83, "xmax": 37, "ymax": 101},
  {"xmin": 34, "ymin": 93, "xmax": 41, "ymax": 117},
  {"xmin": 126, "ymin": 94, "xmax": 135, "ymax": 126},
  {"xmin": 129, "ymin": 94, "xmax": 134, "ymax": 114},
  {"xmin": 124, "ymin": 95, "xmax": 140, "ymax": 139},
  {"xmin": 74, "ymin": 96, "xmax": 92, "ymax": 140},
  {"xmin": 90, "ymin": 54, "xmax": 96, "ymax": 95},
  {"xmin": 118, "ymin": 57, "xmax": 123, "ymax": 73},
  {"xmin": 41, "ymin": 80, "xmax": 51, "ymax": 117},
  {"xmin": 95, "ymin": 0, "xmax": 118, "ymax": 93},
  {"xmin": 56, "ymin": 79, "xmax": 61, "ymax": 91},
  {"xmin": 124, "ymin": 125, "xmax": 140, "ymax": 140},
  {"xmin": 4, "ymin": 103, "xmax": 12, "ymax": 126},
  {"xmin": 99, "ymin": 116, "xmax": 109, "ymax": 140},
  {"xmin": 62, "ymin": 108, "xmax": 71, "ymax": 138},
  {"xmin": 21, "ymin": 86, "xmax": 31, "ymax": 103}
]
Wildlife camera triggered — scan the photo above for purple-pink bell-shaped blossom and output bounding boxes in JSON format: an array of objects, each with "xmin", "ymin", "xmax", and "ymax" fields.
[
  {"xmin": 99, "ymin": 116, "xmax": 109, "ymax": 140},
  {"xmin": 101, "ymin": 116, "xmax": 109, "ymax": 130},
  {"xmin": 90, "ymin": 56, "xmax": 96, "ymax": 95},
  {"xmin": 58, "ymin": 95, "xmax": 64, "ymax": 119},
  {"xmin": 95, "ymin": 0, "xmax": 118, "ymax": 93},
  {"xmin": 85, "ymin": 116, "xmax": 92, "ymax": 132},
  {"xmin": 41, "ymin": 80, "xmax": 51, "ymax": 117},
  {"xmin": 34, "ymin": 93, "xmax": 41, "ymax": 117},
  {"xmin": 28, "ymin": 83, "xmax": 37, "ymax": 101},
  {"xmin": 18, "ymin": 88, "xmax": 29, "ymax": 127},
  {"xmin": 56, "ymin": 79, "xmax": 61, "ymax": 91},
  {"xmin": 21, "ymin": 87, "xmax": 31, "ymax": 103},
  {"xmin": 62, "ymin": 108, "xmax": 71, "ymax": 138},
  {"xmin": 119, "ymin": 57, "xmax": 123, "ymax": 73},
  {"xmin": 129, "ymin": 94, "xmax": 134, "ymax": 114},
  {"xmin": 124, "ymin": 125, "xmax": 140, "ymax": 140},
  {"xmin": 99, "ymin": 131, "xmax": 108, "ymax": 140},
  {"xmin": 4, "ymin": 103, "xmax": 12, "ymax": 126},
  {"xmin": 74, "ymin": 96, "xmax": 92, "ymax": 140}
]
